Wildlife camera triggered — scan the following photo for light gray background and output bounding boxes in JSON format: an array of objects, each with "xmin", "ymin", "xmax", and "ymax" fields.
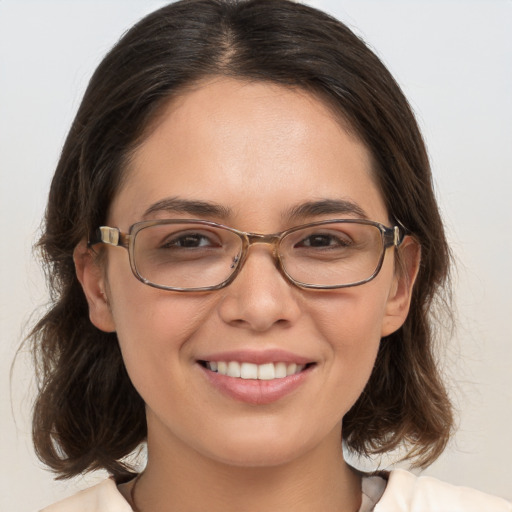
[{"xmin": 1, "ymin": 1, "xmax": 511, "ymax": 510}]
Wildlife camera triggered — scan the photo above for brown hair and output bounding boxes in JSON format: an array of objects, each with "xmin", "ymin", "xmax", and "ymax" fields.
[{"xmin": 30, "ymin": 0, "xmax": 453, "ymax": 481}]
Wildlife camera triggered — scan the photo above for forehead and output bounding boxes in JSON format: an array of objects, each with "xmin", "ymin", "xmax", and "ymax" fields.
[{"xmin": 110, "ymin": 77, "xmax": 387, "ymax": 229}]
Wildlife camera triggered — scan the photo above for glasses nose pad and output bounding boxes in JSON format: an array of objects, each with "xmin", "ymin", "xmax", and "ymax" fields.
[
  {"xmin": 230, "ymin": 254, "xmax": 240, "ymax": 270},
  {"xmin": 231, "ymin": 236, "xmax": 283, "ymax": 275},
  {"xmin": 272, "ymin": 245, "xmax": 283, "ymax": 269}
]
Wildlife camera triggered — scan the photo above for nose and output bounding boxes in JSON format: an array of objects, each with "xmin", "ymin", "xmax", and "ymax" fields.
[{"xmin": 217, "ymin": 245, "xmax": 302, "ymax": 332}]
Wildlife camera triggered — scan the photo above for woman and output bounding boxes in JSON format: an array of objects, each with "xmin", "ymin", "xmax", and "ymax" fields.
[{"xmin": 31, "ymin": 0, "xmax": 510, "ymax": 510}]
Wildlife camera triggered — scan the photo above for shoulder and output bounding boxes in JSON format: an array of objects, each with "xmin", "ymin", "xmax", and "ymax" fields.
[
  {"xmin": 375, "ymin": 469, "xmax": 512, "ymax": 512},
  {"xmin": 39, "ymin": 478, "xmax": 133, "ymax": 512}
]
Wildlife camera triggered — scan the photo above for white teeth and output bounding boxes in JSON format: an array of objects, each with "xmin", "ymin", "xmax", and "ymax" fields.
[
  {"xmin": 227, "ymin": 361, "xmax": 241, "ymax": 378},
  {"xmin": 275, "ymin": 362, "xmax": 287, "ymax": 378},
  {"xmin": 240, "ymin": 362, "xmax": 258, "ymax": 379},
  {"xmin": 258, "ymin": 363, "xmax": 275, "ymax": 380},
  {"xmin": 206, "ymin": 361, "xmax": 307, "ymax": 379}
]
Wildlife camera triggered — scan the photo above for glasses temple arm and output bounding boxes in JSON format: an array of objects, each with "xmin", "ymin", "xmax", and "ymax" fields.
[{"xmin": 88, "ymin": 226, "xmax": 129, "ymax": 248}]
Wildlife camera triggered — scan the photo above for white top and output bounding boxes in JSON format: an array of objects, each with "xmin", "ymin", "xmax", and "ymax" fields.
[{"xmin": 40, "ymin": 469, "xmax": 512, "ymax": 511}]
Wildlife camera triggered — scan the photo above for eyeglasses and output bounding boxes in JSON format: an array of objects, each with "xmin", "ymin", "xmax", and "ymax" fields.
[{"xmin": 88, "ymin": 219, "xmax": 405, "ymax": 292}]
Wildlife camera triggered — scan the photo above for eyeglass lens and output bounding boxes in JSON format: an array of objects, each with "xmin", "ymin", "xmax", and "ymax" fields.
[{"xmin": 131, "ymin": 222, "xmax": 385, "ymax": 290}]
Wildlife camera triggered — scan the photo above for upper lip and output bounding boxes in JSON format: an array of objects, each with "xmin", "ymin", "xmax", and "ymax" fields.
[{"xmin": 196, "ymin": 349, "xmax": 315, "ymax": 366}]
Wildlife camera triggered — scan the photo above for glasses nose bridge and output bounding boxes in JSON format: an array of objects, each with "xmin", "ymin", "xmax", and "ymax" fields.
[
  {"xmin": 242, "ymin": 232, "xmax": 282, "ymax": 262},
  {"xmin": 237, "ymin": 233, "xmax": 281, "ymax": 268}
]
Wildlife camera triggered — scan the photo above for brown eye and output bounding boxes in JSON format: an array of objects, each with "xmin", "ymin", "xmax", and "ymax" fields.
[
  {"xmin": 163, "ymin": 233, "xmax": 216, "ymax": 249},
  {"xmin": 296, "ymin": 232, "xmax": 351, "ymax": 249}
]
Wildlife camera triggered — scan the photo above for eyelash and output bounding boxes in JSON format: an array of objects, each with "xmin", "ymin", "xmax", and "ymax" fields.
[{"xmin": 161, "ymin": 232, "xmax": 219, "ymax": 249}]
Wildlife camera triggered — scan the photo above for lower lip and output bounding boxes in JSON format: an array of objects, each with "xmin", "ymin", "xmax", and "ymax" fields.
[{"xmin": 199, "ymin": 364, "xmax": 313, "ymax": 405}]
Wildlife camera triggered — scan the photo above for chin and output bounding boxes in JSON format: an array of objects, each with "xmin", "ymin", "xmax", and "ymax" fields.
[
  {"xmin": 197, "ymin": 427, "xmax": 319, "ymax": 469},
  {"xmin": 209, "ymin": 444, "xmax": 301, "ymax": 468}
]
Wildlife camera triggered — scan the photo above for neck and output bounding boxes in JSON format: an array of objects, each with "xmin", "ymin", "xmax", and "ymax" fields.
[{"xmin": 126, "ymin": 422, "xmax": 361, "ymax": 512}]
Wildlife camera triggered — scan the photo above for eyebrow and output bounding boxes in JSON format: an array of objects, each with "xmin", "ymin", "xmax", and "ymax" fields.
[
  {"xmin": 141, "ymin": 197, "xmax": 367, "ymax": 223},
  {"xmin": 284, "ymin": 199, "xmax": 368, "ymax": 221},
  {"xmin": 142, "ymin": 197, "xmax": 232, "ymax": 219}
]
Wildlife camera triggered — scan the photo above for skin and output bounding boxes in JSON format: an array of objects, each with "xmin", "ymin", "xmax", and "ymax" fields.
[{"xmin": 75, "ymin": 77, "xmax": 420, "ymax": 512}]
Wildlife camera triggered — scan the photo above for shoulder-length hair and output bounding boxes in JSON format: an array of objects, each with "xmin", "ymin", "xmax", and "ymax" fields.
[{"xmin": 31, "ymin": 0, "xmax": 453, "ymax": 481}]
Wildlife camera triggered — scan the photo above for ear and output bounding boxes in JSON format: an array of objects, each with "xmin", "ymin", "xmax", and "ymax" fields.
[
  {"xmin": 73, "ymin": 241, "xmax": 116, "ymax": 333},
  {"xmin": 380, "ymin": 236, "xmax": 421, "ymax": 337}
]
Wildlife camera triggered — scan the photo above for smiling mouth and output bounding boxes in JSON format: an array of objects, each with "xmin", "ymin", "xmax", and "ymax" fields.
[{"xmin": 199, "ymin": 361, "xmax": 315, "ymax": 380}]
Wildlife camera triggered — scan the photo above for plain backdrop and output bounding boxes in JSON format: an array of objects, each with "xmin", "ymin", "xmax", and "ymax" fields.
[{"xmin": 1, "ymin": 1, "xmax": 511, "ymax": 510}]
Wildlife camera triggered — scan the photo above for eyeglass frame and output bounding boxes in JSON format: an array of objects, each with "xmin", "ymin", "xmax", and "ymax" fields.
[{"xmin": 88, "ymin": 218, "xmax": 406, "ymax": 292}]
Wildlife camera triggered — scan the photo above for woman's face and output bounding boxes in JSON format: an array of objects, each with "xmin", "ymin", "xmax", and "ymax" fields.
[{"xmin": 81, "ymin": 77, "xmax": 416, "ymax": 468}]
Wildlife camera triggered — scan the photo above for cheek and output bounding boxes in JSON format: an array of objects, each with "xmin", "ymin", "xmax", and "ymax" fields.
[
  {"xmin": 110, "ymin": 289, "xmax": 222, "ymax": 424},
  {"xmin": 106, "ymin": 251, "xmax": 209, "ymax": 343},
  {"xmin": 111, "ymin": 290, "xmax": 215, "ymax": 360},
  {"xmin": 309, "ymin": 278, "xmax": 393, "ymax": 400},
  {"xmin": 312, "ymin": 283, "xmax": 390, "ymax": 352},
  {"xmin": 105, "ymin": 257, "xmax": 216, "ymax": 384}
]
